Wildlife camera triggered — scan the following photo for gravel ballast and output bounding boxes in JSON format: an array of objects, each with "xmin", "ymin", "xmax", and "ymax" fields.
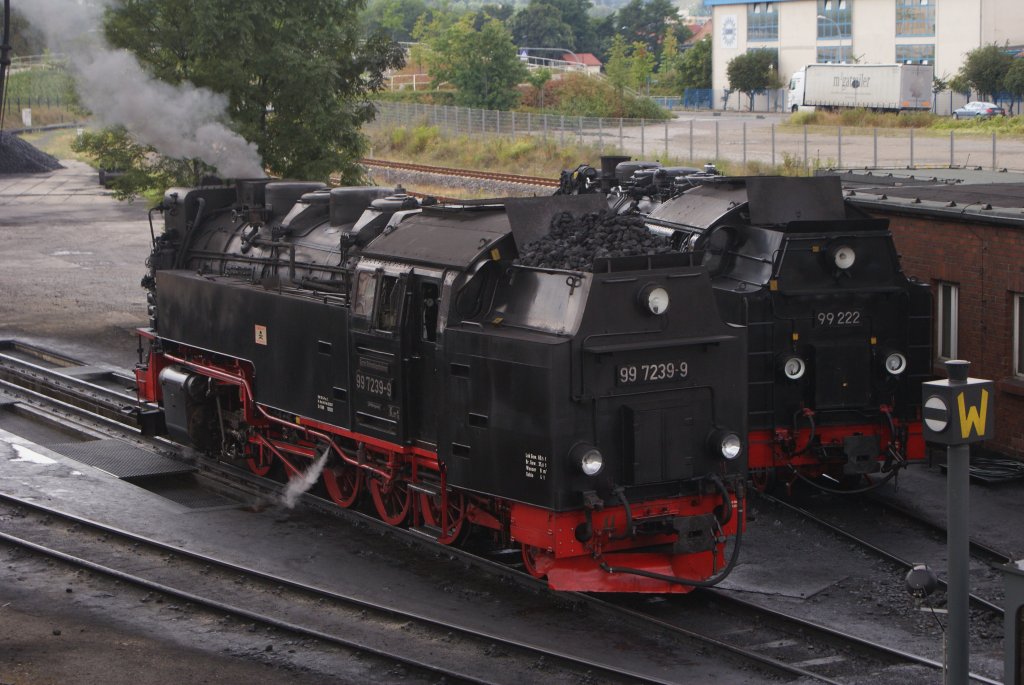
[{"xmin": 0, "ymin": 131, "xmax": 65, "ymax": 174}]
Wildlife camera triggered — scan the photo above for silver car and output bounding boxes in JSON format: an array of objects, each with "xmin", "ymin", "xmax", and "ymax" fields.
[{"xmin": 952, "ymin": 101, "xmax": 1006, "ymax": 119}]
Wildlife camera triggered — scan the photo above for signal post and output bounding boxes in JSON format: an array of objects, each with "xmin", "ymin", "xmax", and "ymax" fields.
[{"xmin": 922, "ymin": 360, "xmax": 994, "ymax": 685}]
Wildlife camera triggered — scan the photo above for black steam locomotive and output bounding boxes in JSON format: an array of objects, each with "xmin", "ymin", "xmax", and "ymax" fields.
[
  {"xmin": 134, "ymin": 179, "xmax": 748, "ymax": 593},
  {"xmin": 642, "ymin": 171, "xmax": 931, "ymax": 492}
]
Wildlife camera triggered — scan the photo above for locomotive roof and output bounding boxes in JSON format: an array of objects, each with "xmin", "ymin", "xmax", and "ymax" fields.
[{"xmin": 361, "ymin": 205, "xmax": 511, "ymax": 269}]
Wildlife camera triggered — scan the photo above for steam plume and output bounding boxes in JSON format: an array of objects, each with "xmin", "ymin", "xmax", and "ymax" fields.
[
  {"xmin": 282, "ymin": 448, "xmax": 331, "ymax": 509},
  {"xmin": 19, "ymin": 0, "xmax": 264, "ymax": 177}
]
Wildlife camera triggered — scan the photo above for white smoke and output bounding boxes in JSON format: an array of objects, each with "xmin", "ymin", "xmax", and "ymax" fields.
[
  {"xmin": 19, "ymin": 0, "xmax": 264, "ymax": 177},
  {"xmin": 282, "ymin": 448, "xmax": 331, "ymax": 509}
]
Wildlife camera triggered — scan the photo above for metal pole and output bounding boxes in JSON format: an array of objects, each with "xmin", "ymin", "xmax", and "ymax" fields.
[
  {"xmin": 910, "ymin": 128, "xmax": 915, "ymax": 167},
  {"xmin": 803, "ymin": 125, "xmax": 808, "ymax": 170},
  {"xmin": 992, "ymin": 133, "xmax": 997, "ymax": 170},
  {"xmin": 715, "ymin": 120, "xmax": 719, "ymax": 160},
  {"xmin": 641, "ymin": 119, "xmax": 646, "ymax": 157},
  {"xmin": 771, "ymin": 124, "xmax": 775, "ymax": 167},
  {"xmin": 619, "ymin": 117, "xmax": 623, "ymax": 151},
  {"xmin": 743, "ymin": 122, "xmax": 747, "ymax": 168},
  {"xmin": 689, "ymin": 120, "xmax": 694, "ymax": 161},
  {"xmin": 873, "ymin": 128, "xmax": 878, "ymax": 167},
  {"xmin": 578, "ymin": 115, "xmax": 583, "ymax": 145},
  {"xmin": 599, "ymin": 117, "xmax": 603, "ymax": 151},
  {"xmin": 838, "ymin": 126, "xmax": 842, "ymax": 169},
  {"xmin": 664, "ymin": 119, "xmax": 668, "ymax": 160},
  {"xmin": 947, "ymin": 439, "xmax": 970, "ymax": 685},
  {"xmin": 560, "ymin": 115, "xmax": 565, "ymax": 145},
  {"xmin": 950, "ymin": 130, "xmax": 954, "ymax": 167}
]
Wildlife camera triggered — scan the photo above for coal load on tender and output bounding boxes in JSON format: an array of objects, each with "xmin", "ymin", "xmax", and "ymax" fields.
[{"xmin": 516, "ymin": 209, "xmax": 673, "ymax": 271}]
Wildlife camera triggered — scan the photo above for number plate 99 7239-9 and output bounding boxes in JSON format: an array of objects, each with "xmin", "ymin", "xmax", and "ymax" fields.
[
  {"xmin": 617, "ymin": 361, "xmax": 689, "ymax": 386},
  {"xmin": 815, "ymin": 310, "xmax": 862, "ymax": 327}
]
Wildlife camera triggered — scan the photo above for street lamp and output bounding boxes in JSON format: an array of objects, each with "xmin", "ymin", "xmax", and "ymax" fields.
[{"xmin": 816, "ymin": 14, "xmax": 847, "ymax": 63}]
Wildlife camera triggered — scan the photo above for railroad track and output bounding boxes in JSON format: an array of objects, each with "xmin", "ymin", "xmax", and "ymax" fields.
[
  {"xmin": 759, "ymin": 491, "xmax": 1008, "ymax": 617},
  {"xmin": 359, "ymin": 158, "xmax": 560, "ymax": 189},
  {"xmin": 0, "ymin": 492, "xmax": 666, "ymax": 685},
  {"xmin": 0, "ymin": 339, "xmax": 1001, "ymax": 683}
]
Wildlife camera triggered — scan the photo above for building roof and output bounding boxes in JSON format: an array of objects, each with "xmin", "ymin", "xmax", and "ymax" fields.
[
  {"xmin": 561, "ymin": 52, "xmax": 602, "ymax": 67},
  {"xmin": 685, "ymin": 20, "xmax": 713, "ymax": 45}
]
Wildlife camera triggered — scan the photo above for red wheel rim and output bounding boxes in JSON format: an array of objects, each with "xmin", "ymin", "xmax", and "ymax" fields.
[
  {"xmin": 521, "ymin": 544, "xmax": 552, "ymax": 579},
  {"xmin": 246, "ymin": 450, "xmax": 272, "ymax": 477},
  {"xmin": 369, "ymin": 477, "xmax": 410, "ymax": 526},
  {"xmin": 323, "ymin": 463, "xmax": 362, "ymax": 508},
  {"xmin": 419, "ymin": 491, "xmax": 466, "ymax": 545}
]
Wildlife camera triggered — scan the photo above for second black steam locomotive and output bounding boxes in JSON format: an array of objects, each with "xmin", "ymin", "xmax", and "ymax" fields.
[
  {"xmin": 134, "ymin": 180, "xmax": 748, "ymax": 593},
  {"xmin": 642, "ymin": 171, "xmax": 931, "ymax": 492}
]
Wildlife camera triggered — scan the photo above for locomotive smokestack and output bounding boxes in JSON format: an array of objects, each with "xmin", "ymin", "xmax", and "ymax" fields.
[{"xmin": 18, "ymin": 0, "xmax": 264, "ymax": 178}]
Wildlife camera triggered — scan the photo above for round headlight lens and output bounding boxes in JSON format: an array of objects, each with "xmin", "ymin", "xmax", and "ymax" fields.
[
  {"xmin": 720, "ymin": 432, "xmax": 742, "ymax": 460},
  {"xmin": 643, "ymin": 286, "xmax": 670, "ymax": 315},
  {"xmin": 782, "ymin": 355, "xmax": 806, "ymax": 380},
  {"xmin": 832, "ymin": 245, "xmax": 856, "ymax": 270},
  {"xmin": 579, "ymin": 448, "xmax": 604, "ymax": 476},
  {"xmin": 885, "ymin": 352, "xmax": 908, "ymax": 375}
]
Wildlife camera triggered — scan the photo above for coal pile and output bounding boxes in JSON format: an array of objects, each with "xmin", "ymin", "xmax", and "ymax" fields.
[
  {"xmin": 0, "ymin": 131, "xmax": 64, "ymax": 174},
  {"xmin": 517, "ymin": 210, "xmax": 673, "ymax": 272}
]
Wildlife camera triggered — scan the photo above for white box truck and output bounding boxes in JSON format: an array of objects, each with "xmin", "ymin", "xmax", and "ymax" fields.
[{"xmin": 787, "ymin": 63, "xmax": 933, "ymax": 112}]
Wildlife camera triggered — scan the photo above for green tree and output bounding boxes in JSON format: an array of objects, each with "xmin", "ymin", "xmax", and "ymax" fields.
[
  {"xmin": 654, "ymin": 31, "xmax": 683, "ymax": 94},
  {"xmin": 679, "ymin": 36, "xmax": 712, "ymax": 90},
  {"xmin": 361, "ymin": 0, "xmax": 429, "ymax": 42},
  {"xmin": 509, "ymin": 4, "xmax": 575, "ymax": 49},
  {"xmin": 525, "ymin": 67, "xmax": 553, "ymax": 108},
  {"xmin": 418, "ymin": 15, "xmax": 527, "ymax": 110},
  {"xmin": 954, "ymin": 44, "xmax": 1012, "ymax": 102},
  {"xmin": 104, "ymin": 0, "xmax": 405, "ymax": 183},
  {"xmin": 615, "ymin": 0, "xmax": 688, "ymax": 62},
  {"xmin": 604, "ymin": 34, "xmax": 631, "ymax": 101},
  {"xmin": 726, "ymin": 50, "xmax": 776, "ymax": 110},
  {"xmin": 72, "ymin": 126, "xmax": 216, "ymax": 201},
  {"xmin": 630, "ymin": 41, "xmax": 655, "ymax": 93},
  {"xmin": 1004, "ymin": 59, "xmax": 1024, "ymax": 114}
]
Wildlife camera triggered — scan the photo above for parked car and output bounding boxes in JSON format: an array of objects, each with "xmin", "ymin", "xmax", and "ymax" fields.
[{"xmin": 952, "ymin": 101, "xmax": 1006, "ymax": 119}]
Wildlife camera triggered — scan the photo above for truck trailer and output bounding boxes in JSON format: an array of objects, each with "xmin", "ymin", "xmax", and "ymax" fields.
[{"xmin": 787, "ymin": 63, "xmax": 933, "ymax": 112}]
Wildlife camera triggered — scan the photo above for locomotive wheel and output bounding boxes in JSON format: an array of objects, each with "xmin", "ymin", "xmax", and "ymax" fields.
[
  {"xmin": 521, "ymin": 544, "xmax": 554, "ymax": 579},
  {"xmin": 369, "ymin": 477, "xmax": 411, "ymax": 526},
  {"xmin": 246, "ymin": 450, "xmax": 273, "ymax": 477},
  {"xmin": 419, "ymin": 491, "xmax": 467, "ymax": 545},
  {"xmin": 322, "ymin": 463, "xmax": 362, "ymax": 509}
]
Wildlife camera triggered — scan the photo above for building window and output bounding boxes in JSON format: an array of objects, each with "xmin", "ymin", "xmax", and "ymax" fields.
[
  {"xmin": 1015, "ymin": 294, "xmax": 1024, "ymax": 378},
  {"xmin": 896, "ymin": 0, "xmax": 935, "ymax": 37},
  {"xmin": 747, "ymin": 3, "xmax": 778, "ymax": 42},
  {"xmin": 817, "ymin": 46, "xmax": 854, "ymax": 63},
  {"xmin": 895, "ymin": 44, "xmax": 935, "ymax": 65},
  {"xmin": 817, "ymin": 0, "xmax": 851, "ymax": 39},
  {"xmin": 937, "ymin": 282, "xmax": 958, "ymax": 360}
]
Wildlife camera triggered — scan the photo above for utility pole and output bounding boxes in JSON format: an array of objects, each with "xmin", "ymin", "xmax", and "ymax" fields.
[{"xmin": 0, "ymin": 0, "xmax": 11, "ymax": 132}]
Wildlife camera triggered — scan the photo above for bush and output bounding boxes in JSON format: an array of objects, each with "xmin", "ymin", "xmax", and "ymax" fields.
[
  {"xmin": 787, "ymin": 108, "xmax": 938, "ymax": 128},
  {"xmin": 544, "ymin": 74, "xmax": 671, "ymax": 120}
]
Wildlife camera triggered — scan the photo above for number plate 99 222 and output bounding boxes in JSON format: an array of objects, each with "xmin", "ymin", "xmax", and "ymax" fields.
[
  {"xmin": 815, "ymin": 310, "xmax": 862, "ymax": 327},
  {"xmin": 617, "ymin": 361, "xmax": 689, "ymax": 386}
]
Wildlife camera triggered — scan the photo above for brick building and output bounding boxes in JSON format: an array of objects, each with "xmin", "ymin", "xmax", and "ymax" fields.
[{"xmin": 837, "ymin": 170, "xmax": 1024, "ymax": 458}]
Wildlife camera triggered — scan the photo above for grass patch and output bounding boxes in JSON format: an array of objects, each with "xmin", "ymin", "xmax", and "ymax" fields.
[
  {"xmin": 786, "ymin": 108, "xmax": 939, "ymax": 129},
  {"xmin": 19, "ymin": 128, "xmax": 94, "ymax": 163},
  {"xmin": 365, "ymin": 123, "xmax": 814, "ymax": 180}
]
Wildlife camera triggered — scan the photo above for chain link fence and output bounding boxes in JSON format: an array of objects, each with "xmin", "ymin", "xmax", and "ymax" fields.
[{"xmin": 369, "ymin": 100, "xmax": 1024, "ymax": 172}]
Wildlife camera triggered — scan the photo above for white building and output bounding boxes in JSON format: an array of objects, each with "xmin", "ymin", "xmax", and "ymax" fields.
[{"xmin": 705, "ymin": 0, "xmax": 1024, "ymax": 110}]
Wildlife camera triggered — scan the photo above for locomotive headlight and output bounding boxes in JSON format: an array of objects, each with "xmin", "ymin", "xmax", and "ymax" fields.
[
  {"xmin": 884, "ymin": 352, "xmax": 908, "ymax": 375},
  {"xmin": 782, "ymin": 355, "xmax": 806, "ymax": 380},
  {"xmin": 708, "ymin": 430, "xmax": 743, "ymax": 460},
  {"xmin": 830, "ymin": 244, "xmax": 856, "ymax": 270},
  {"xmin": 719, "ymin": 432, "xmax": 742, "ymax": 460},
  {"xmin": 571, "ymin": 443, "xmax": 604, "ymax": 476},
  {"xmin": 639, "ymin": 285, "xmax": 670, "ymax": 316}
]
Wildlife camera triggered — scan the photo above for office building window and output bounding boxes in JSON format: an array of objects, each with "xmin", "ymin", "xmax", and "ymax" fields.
[
  {"xmin": 1015, "ymin": 293, "xmax": 1024, "ymax": 377},
  {"xmin": 896, "ymin": 0, "xmax": 935, "ymax": 37},
  {"xmin": 817, "ymin": 46, "xmax": 854, "ymax": 63},
  {"xmin": 895, "ymin": 44, "xmax": 934, "ymax": 65},
  {"xmin": 937, "ymin": 282, "xmax": 958, "ymax": 360},
  {"xmin": 748, "ymin": 3, "xmax": 779, "ymax": 41},
  {"xmin": 817, "ymin": 0, "xmax": 851, "ymax": 39}
]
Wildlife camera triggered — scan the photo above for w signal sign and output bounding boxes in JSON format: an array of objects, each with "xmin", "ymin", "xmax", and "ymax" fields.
[{"xmin": 922, "ymin": 361, "xmax": 994, "ymax": 445}]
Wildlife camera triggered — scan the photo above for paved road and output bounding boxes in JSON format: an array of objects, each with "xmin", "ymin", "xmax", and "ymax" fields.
[
  {"xmin": 595, "ymin": 113, "xmax": 1024, "ymax": 172},
  {"xmin": 0, "ymin": 161, "xmax": 151, "ymax": 368}
]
